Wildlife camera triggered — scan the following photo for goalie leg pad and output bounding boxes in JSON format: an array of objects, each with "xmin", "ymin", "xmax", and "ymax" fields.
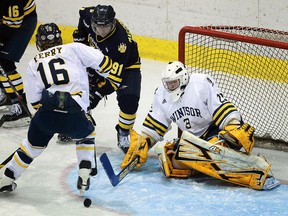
[
  {"xmin": 121, "ymin": 129, "xmax": 149, "ymax": 169},
  {"xmin": 177, "ymin": 131, "xmax": 272, "ymax": 190},
  {"xmin": 155, "ymin": 142, "xmax": 191, "ymax": 178}
]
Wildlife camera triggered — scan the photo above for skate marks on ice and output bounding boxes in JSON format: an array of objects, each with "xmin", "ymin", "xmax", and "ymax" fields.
[{"xmin": 65, "ymin": 150, "xmax": 288, "ymax": 216}]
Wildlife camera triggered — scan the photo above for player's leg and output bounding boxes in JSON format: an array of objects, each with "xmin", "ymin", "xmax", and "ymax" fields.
[
  {"xmin": 0, "ymin": 60, "xmax": 31, "ymax": 123},
  {"xmin": 0, "ymin": 17, "xmax": 36, "ymax": 125},
  {"xmin": 0, "ymin": 110, "xmax": 53, "ymax": 192},
  {"xmin": 116, "ymin": 69, "xmax": 141, "ymax": 153},
  {"xmin": 0, "ymin": 85, "xmax": 12, "ymax": 106},
  {"xmin": 62, "ymin": 111, "xmax": 96, "ymax": 193}
]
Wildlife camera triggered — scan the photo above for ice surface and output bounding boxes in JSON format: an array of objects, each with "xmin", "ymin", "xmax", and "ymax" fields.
[{"xmin": 0, "ymin": 45, "xmax": 287, "ymax": 216}]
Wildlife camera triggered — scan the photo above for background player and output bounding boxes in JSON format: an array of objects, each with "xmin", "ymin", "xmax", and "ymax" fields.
[
  {"xmin": 120, "ymin": 61, "xmax": 278, "ymax": 189},
  {"xmin": 71, "ymin": 4, "xmax": 141, "ymax": 153},
  {"xmin": 0, "ymin": 0, "xmax": 37, "ymax": 125},
  {"xmin": 0, "ymin": 23, "xmax": 113, "ymax": 193}
]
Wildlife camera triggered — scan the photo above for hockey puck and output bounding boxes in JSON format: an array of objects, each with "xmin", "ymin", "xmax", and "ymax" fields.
[{"xmin": 83, "ymin": 198, "xmax": 92, "ymax": 208}]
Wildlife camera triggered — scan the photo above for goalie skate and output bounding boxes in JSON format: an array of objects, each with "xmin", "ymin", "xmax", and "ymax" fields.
[{"xmin": 262, "ymin": 175, "xmax": 281, "ymax": 190}]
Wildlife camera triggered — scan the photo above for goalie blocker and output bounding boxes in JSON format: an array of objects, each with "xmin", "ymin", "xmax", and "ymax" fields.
[{"xmin": 156, "ymin": 131, "xmax": 280, "ymax": 190}]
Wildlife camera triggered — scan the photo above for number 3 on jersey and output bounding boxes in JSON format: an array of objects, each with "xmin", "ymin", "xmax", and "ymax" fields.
[{"xmin": 37, "ymin": 58, "xmax": 70, "ymax": 88}]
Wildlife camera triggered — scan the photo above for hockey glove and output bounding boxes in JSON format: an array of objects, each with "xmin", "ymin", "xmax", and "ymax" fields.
[
  {"xmin": 121, "ymin": 129, "xmax": 150, "ymax": 169},
  {"xmin": 72, "ymin": 29, "xmax": 88, "ymax": 44},
  {"xmin": 87, "ymin": 68, "xmax": 106, "ymax": 88},
  {"xmin": 89, "ymin": 90, "xmax": 104, "ymax": 109},
  {"xmin": 219, "ymin": 123, "xmax": 255, "ymax": 154}
]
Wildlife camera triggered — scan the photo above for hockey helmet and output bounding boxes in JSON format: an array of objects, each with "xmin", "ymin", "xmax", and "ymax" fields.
[
  {"xmin": 36, "ymin": 23, "xmax": 62, "ymax": 51},
  {"xmin": 161, "ymin": 61, "xmax": 190, "ymax": 102},
  {"xmin": 91, "ymin": 5, "xmax": 116, "ymax": 37},
  {"xmin": 91, "ymin": 5, "xmax": 116, "ymax": 26}
]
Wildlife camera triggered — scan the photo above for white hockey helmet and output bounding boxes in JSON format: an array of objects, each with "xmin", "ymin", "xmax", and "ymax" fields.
[{"xmin": 161, "ymin": 61, "xmax": 189, "ymax": 102}]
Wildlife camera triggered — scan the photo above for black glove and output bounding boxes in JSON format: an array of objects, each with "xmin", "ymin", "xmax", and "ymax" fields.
[
  {"xmin": 89, "ymin": 90, "xmax": 104, "ymax": 109},
  {"xmin": 72, "ymin": 29, "xmax": 88, "ymax": 44},
  {"xmin": 87, "ymin": 67, "xmax": 105, "ymax": 87}
]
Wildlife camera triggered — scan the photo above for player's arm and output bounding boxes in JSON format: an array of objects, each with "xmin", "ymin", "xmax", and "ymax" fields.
[
  {"xmin": 72, "ymin": 7, "xmax": 93, "ymax": 45},
  {"xmin": 0, "ymin": 1, "xmax": 25, "ymax": 37},
  {"xmin": 204, "ymin": 74, "xmax": 254, "ymax": 154},
  {"xmin": 25, "ymin": 63, "xmax": 44, "ymax": 110},
  {"xmin": 88, "ymin": 45, "xmax": 132, "ymax": 109},
  {"xmin": 121, "ymin": 92, "xmax": 171, "ymax": 168}
]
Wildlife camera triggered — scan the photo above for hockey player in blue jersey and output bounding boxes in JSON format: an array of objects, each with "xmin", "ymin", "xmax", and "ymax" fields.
[
  {"xmin": 69, "ymin": 4, "xmax": 142, "ymax": 153},
  {"xmin": 0, "ymin": 23, "xmax": 113, "ymax": 193}
]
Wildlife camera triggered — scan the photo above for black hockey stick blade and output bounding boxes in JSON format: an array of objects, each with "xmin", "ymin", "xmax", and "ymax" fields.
[
  {"xmin": 0, "ymin": 148, "xmax": 18, "ymax": 169},
  {"xmin": 100, "ymin": 153, "xmax": 139, "ymax": 187}
]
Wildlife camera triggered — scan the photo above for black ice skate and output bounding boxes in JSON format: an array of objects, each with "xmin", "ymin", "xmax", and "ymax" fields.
[{"xmin": 0, "ymin": 103, "xmax": 31, "ymax": 127}]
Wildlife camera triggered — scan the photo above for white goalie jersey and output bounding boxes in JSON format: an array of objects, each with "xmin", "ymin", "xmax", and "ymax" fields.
[
  {"xmin": 25, "ymin": 42, "xmax": 112, "ymax": 112},
  {"xmin": 142, "ymin": 73, "xmax": 242, "ymax": 141}
]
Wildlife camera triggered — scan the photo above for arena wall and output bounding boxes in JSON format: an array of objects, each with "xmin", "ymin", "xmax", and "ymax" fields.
[{"xmin": 35, "ymin": 0, "xmax": 288, "ymax": 61}]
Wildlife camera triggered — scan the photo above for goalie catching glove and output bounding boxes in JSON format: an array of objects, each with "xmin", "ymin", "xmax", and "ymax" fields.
[
  {"xmin": 219, "ymin": 122, "xmax": 255, "ymax": 154},
  {"xmin": 120, "ymin": 129, "xmax": 150, "ymax": 169}
]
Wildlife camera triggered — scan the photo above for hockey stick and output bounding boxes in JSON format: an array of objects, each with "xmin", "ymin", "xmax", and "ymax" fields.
[
  {"xmin": 0, "ymin": 148, "xmax": 18, "ymax": 169},
  {"xmin": 100, "ymin": 153, "xmax": 139, "ymax": 187},
  {"xmin": 0, "ymin": 65, "xmax": 32, "ymax": 119}
]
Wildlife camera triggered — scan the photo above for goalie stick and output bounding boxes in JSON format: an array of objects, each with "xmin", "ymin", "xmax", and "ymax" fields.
[{"xmin": 100, "ymin": 153, "xmax": 139, "ymax": 187}]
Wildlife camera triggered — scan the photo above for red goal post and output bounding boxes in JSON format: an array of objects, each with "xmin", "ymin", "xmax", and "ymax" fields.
[{"xmin": 178, "ymin": 26, "xmax": 288, "ymax": 143}]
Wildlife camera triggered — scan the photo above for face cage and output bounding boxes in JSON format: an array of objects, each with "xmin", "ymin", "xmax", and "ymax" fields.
[
  {"xmin": 36, "ymin": 38, "xmax": 62, "ymax": 51},
  {"xmin": 162, "ymin": 76, "xmax": 183, "ymax": 93},
  {"xmin": 91, "ymin": 20, "xmax": 115, "ymax": 34}
]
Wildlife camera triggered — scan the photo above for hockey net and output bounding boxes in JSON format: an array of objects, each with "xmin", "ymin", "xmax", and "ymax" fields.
[{"xmin": 178, "ymin": 26, "xmax": 288, "ymax": 144}]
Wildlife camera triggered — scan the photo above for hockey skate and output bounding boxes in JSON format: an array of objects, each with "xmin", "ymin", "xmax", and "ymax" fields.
[
  {"xmin": 116, "ymin": 125, "xmax": 130, "ymax": 154},
  {"xmin": 0, "ymin": 88, "xmax": 12, "ymax": 112},
  {"xmin": 0, "ymin": 88, "xmax": 7, "ymax": 106},
  {"xmin": 0, "ymin": 103, "xmax": 31, "ymax": 127},
  {"xmin": 0, "ymin": 169, "xmax": 17, "ymax": 193},
  {"xmin": 77, "ymin": 160, "xmax": 91, "ymax": 195}
]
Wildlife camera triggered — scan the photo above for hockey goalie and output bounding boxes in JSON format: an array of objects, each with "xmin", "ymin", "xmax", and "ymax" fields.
[{"xmin": 121, "ymin": 61, "xmax": 280, "ymax": 190}]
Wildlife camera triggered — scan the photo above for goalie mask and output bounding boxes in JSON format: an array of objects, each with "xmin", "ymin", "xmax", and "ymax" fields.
[
  {"xmin": 162, "ymin": 61, "xmax": 190, "ymax": 102},
  {"xmin": 36, "ymin": 23, "xmax": 62, "ymax": 52},
  {"xmin": 91, "ymin": 5, "xmax": 116, "ymax": 37}
]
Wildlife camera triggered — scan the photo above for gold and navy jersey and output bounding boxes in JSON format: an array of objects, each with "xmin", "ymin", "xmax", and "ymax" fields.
[
  {"xmin": 77, "ymin": 7, "xmax": 141, "ymax": 89},
  {"xmin": 0, "ymin": 0, "xmax": 36, "ymax": 31},
  {"xmin": 142, "ymin": 74, "xmax": 242, "ymax": 142}
]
